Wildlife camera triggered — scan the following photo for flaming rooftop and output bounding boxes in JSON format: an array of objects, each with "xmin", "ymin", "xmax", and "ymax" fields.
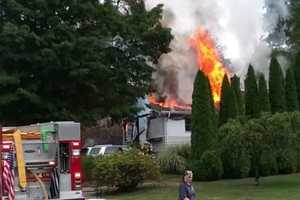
[{"xmin": 149, "ymin": 27, "xmax": 229, "ymax": 110}]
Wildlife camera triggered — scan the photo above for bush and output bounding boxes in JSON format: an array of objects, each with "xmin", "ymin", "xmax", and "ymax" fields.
[
  {"xmin": 157, "ymin": 145, "xmax": 190, "ymax": 174},
  {"xmin": 81, "ymin": 155, "xmax": 95, "ymax": 182},
  {"xmin": 264, "ymin": 113, "xmax": 297, "ymax": 174},
  {"xmin": 176, "ymin": 144, "xmax": 192, "ymax": 160},
  {"xmin": 93, "ymin": 150, "xmax": 160, "ymax": 191},
  {"xmin": 259, "ymin": 149, "xmax": 278, "ymax": 176},
  {"xmin": 191, "ymin": 150, "xmax": 223, "ymax": 181},
  {"xmin": 277, "ymin": 150, "xmax": 297, "ymax": 174},
  {"xmin": 219, "ymin": 120, "xmax": 251, "ymax": 178},
  {"xmin": 188, "ymin": 112, "xmax": 300, "ymax": 182}
]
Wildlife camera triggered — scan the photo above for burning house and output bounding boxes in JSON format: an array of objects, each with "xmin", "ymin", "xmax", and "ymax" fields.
[
  {"xmin": 124, "ymin": 28, "xmax": 229, "ymax": 152},
  {"xmin": 146, "ymin": 106, "xmax": 191, "ymax": 152},
  {"xmin": 123, "ymin": 98, "xmax": 191, "ymax": 152}
]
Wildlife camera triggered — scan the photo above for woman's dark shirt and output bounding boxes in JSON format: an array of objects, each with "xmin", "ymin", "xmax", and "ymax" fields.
[{"xmin": 178, "ymin": 182, "xmax": 196, "ymax": 200}]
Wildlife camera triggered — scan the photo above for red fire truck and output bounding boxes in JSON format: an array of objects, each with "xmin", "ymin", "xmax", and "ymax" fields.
[{"xmin": 1, "ymin": 121, "xmax": 84, "ymax": 200}]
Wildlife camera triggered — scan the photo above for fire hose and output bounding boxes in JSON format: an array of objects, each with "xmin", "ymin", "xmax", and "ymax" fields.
[{"xmin": 28, "ymin": 169, "xmax": 49, "ymax": 200}]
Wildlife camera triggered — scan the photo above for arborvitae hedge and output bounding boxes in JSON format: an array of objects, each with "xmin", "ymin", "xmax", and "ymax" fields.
[
  {"xmin": 219, "ymin": 74, "xmax": 238, "ymax": 126},
  {"xmin": 231, "ymin": 75, "xmax": 244, "ymax": 115},
  {"xmin": 285, "ymin": 67, "xmax": 299, "ymax": 111},
  {"xmin": 258, "ymin": 74, "xmax": 271, "ymax": 113},
  {"xmin": 191, "ymin": 70, "xmax": 217, "ymax": 160},
  {"xmin": 245, "ymin": 65, "xmax": 259, "ymax": 118},
  {"xmin": 293, "ymin": 52, "xmax": 300, "ymax": 109},
  {"xmin": 269, "ymin": 57, "xmax": 286, "ymax": 113}
]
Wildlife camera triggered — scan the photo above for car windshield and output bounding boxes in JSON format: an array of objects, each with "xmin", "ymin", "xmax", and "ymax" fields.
[
  {"xmin": 104, "ymin": 146, "xmax": 120, "ymax": 154},
  {"xmin": 89, "ymin": 147, "xmax": 101, "ymax": 155}
]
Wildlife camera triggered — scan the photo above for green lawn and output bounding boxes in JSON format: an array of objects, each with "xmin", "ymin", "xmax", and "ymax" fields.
[{"xmin": 102, "ymin": 174, "xmax": 300, "ymax": 200}]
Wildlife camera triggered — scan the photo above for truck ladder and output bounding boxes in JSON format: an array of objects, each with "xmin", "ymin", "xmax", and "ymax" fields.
[{"xmin": 13, "ymin": 130, "xmax": 27, "ymax": 190}]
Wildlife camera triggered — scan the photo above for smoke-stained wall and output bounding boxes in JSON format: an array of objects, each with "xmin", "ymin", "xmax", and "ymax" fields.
[{"xmin": 145, "ymin": 0, "xmax": 289, "ymax": 103}]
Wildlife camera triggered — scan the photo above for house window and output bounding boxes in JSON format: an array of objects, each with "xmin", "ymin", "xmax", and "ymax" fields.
[{"xmin": 185, "ymin": 117, "xmax": 191, "ymax": 132}]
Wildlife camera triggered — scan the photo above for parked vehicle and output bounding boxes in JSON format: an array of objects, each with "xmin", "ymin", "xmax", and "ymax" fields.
[{"xmin": 86, "ymin": 144, "xmax": 126, "ymax": 157}]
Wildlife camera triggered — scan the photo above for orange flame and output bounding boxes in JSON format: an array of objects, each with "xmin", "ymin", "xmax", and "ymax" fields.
[
  {"xmin": 148, "ymin": 94, "xmax": 191, "ymax": 110},
  {"xmin": 148, "ymin": 27, "xmax": 228, "ymax": 110},
  {"xmin": 190, "ymin": 27, "xmax": 228, "ymax": 104}
]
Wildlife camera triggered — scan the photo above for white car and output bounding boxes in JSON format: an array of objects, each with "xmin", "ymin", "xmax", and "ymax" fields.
[{"xmin": 86, "ymin": 145, "xmax": 125, "ymax": 157}]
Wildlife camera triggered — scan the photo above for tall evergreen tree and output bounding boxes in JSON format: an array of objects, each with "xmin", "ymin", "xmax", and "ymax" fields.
[
  {"xmin": 293, "ymin": 52, "xmax": 300, "ymax": 108},
  {"xmin": 192, "ymin": 70, "xmax": 217, "ymax": 160},
  {"xmin": 269, "ymin": 57, "xmax": 286, "ymax": 113},
  {"xmin": 207, "ymin": 78, "xmax": 217, "ymax": 126},
  {"xmin": 219, "ymin": 74, "xmax": 238, "ymax": 126},
  {"xmin": 245, "ymin": 65, "xmax": 259, "ymax": 118},
  {"xmin": 258, "ymin": 74, "xmax": 271, "ymax": 113},
  {"xmin": 287, "ymin": 1, "xmax": 300, "ymax": 106},
  {"xmin": 231, "ymin": 75, "xmax": 244, "ymax": 115},
  {"xmin": 285, "ymin": 67, "xmax": 299, "ymax": 111}
]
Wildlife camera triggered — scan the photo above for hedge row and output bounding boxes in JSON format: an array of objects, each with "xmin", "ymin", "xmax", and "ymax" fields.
[
  {"xmin": 191, "ymin": 112, "xmax": 300, "ymax": 181},
  {"xmin": 159, "ymin": 112, "xmax": 300, "ymax": 181}
]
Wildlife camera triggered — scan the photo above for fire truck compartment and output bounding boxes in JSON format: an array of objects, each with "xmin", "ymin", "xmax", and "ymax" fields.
[{"xmin": 23, "ymin": 140, "xmax": 57, "ymax": 166}]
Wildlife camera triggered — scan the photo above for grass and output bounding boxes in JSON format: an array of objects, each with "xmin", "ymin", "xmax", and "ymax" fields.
[{"xmin": 101, "ymin": 174, "xmax": 300, "ymax": 200}]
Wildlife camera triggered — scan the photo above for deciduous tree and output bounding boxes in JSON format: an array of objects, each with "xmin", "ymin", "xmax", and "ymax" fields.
[{"xmin": 0, "ymin": 0, "xmax": 173, "ymax": 125}]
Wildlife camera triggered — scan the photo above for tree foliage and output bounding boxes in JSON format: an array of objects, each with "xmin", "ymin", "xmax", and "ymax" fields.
[
  {"xmin": 244, "ymin": 118, "xmax": 267, "ymax": 185},
  {"xmin": 218, "ymin": 120, "xmax": 250, "ymax": 179},
  {"xmin": 286, "ymin": 1, "xmax": 300, "ymax": 108},
  {"xmin": 191, "ymin": 70, "xmax": 217, "ymax": 160},
  {"xmin": 196, "ymin": 150, "xmax": 223, "ymax": 181},
  {"xmin": 0, "ymin": 0, "xmax": 173, "ymax": 125},
  {"xmin": 245, "ymin": 65, "xmax": 259, "ymax": 118},
  {"xmin": 219, "ymin": 74, "xmax": 238, "ymax": 126},
  {"xmin": 258, "ymin": 74, "xmax": 270, "ymax": 113},
  {"xmin": 218, "ymin": 112, "xmax": 300, "ymax": 184},
  {"xmin": 269, "ymin": 57, "xmax": 286, "ymax": 113},
  {"xmin": 285, "ymin": 67, "xmax": 299, "ymax": 111},
  {"xmin": 286, "ymin": 0, "xmax": 300, "ymax": 51},
  {"xmin": 293, "ymin": 52, "xmax": 300, "ymax": 109},
  {"xmin": 231, "ymin": 75, "xmax": 244, "ymax": 115}
]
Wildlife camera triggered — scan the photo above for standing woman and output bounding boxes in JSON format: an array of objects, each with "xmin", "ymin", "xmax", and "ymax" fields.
[{"xmin": 178, "ymin": 170, "xmax": 196, "ymax": 200}]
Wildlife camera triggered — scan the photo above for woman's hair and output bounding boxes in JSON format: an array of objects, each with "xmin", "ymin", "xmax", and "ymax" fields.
[{"xmin": 182, "ymin": 170, "xmax": 193, "ymax": 182}]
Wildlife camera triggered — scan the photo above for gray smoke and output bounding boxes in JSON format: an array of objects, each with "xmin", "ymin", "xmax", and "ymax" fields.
[{"xmin": 145, "ymin": 0, "xmax": 289, "ymax": 104}]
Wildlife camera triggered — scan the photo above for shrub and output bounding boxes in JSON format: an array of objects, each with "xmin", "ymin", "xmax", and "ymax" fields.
[
  {"xmin": 207, "ymin": 111, "xmax": 300, "ymax": 181},
  {"xmin": 296, "ymin": 148, "xmax": 300, "ymax": 172},
  {"xmin": 81, "ymin": 155, "xmax": 95, "ymax": 181},
  {"xmin": 289, "ymin": 113, "xmax": 300, "ymax": 171},
  {"xmin": 277, "ymin": 150, "xmax": 297, "ymax": 174},
  {"xmin": 191, "ymin": 150, "xmax": 223, "ymax": 181},
  {"xmin": 219, "ymin": 120, "xmax": 251, "ymax": 178},
  {"xmin": 259, "ymin": 149, "xmax": 278, "ymax": 176},
  {"xmin": 157, "ymin": 145, "xmax": 190, "ymax": 174},
  {"xmin": 264, "ymin": 113, "xmax": 297, "ymax": 174},
  {"xmin": 189, "ymin": 159, "xmax": 201, "ymax": 181},
  {"xmin": 221, "ymin": 146, "xmax": 250, "ymax": 179},
  {"xmin": 93, "ymin": 150, "xmax": 160, "ymax": 192},
  {"xmin": 177, "ymin": 144, "xmax": 192, "ymax": 160}
]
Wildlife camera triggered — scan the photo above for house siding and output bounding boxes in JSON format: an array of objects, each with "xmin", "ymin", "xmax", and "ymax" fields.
[
  {"xmin": 165, "ymin": 119, "xmax": 190, "ymax": 145},
  {"xmin": 148, "ymin": 117, "xmax": 166, "ymax": 139}
]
